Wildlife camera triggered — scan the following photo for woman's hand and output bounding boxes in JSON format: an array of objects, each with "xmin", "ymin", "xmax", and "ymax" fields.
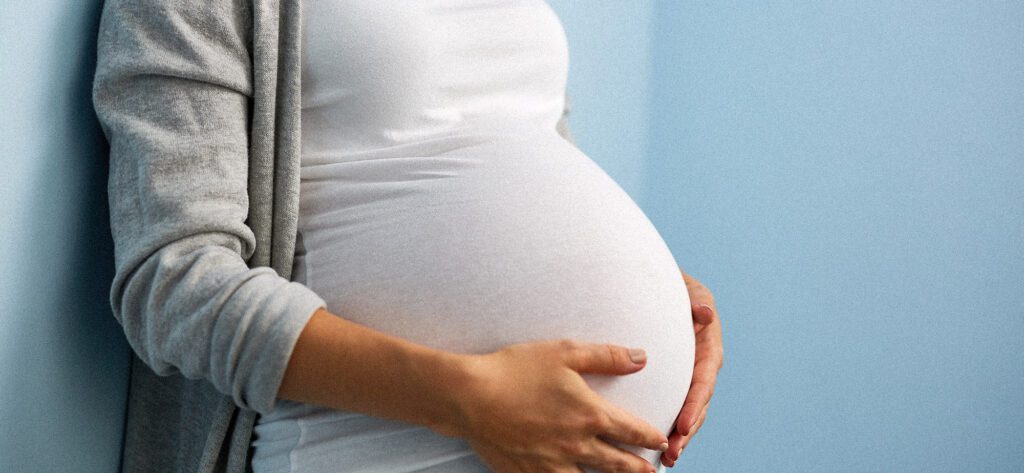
[
  {"xmin": 444, "ymin": 339, "xmax": 670, "ymax": 473},
  {"xmin": 661, "ymin": 270, "xmax": 724, "ymax": 468}
]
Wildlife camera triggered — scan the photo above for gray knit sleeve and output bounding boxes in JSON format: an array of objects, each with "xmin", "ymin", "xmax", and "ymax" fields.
[{"xmin": 92, "ymin": 0, "xmax": 325, "ymax": 415}]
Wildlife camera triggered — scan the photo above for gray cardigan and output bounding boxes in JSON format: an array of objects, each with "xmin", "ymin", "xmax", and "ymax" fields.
[{"xmin": 92, "ymin": 1, "xmax": 576, "ymax": 471}]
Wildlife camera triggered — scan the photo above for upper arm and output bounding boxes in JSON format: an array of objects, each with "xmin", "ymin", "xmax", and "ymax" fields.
[
  {"xmin": 92, "ymin": 1, "xmax": 328, "ymax": 414},
  {"xmin": 93, "ymin": 0, "xmax": 256, "ymax": 302}
]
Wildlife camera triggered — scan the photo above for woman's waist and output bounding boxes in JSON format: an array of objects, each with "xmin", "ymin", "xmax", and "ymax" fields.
[
  {"xmin": 300, "ymin": 121, "xmax": 568, "ymax": 167},
  {"xmin": 252, "ymin": 405, "xmax": 487, "ymax": 472},
  {"xmin": 295, "ymin": 127, "xmax": 628, "ymax": 245}
]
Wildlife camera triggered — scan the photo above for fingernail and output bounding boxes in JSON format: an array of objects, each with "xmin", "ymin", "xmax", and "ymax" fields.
[
  {"xmin": 657, "ymin": 442, "xmax": 669, "ymax": 452},
  {"xmin": 700, "ymin": 304, "xmax": 713, "ymax": 315},
  {"xmin": 629, "ymin": 348, "xmax": 647, "ymax": 363}
]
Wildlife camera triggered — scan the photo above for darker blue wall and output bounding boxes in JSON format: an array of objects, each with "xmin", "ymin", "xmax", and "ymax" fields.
[{"xmin": 0, "ymin": 2, "xmax": 128, "ymax": 472}]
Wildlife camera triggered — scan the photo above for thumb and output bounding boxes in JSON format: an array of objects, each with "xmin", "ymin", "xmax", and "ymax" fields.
[{"xmin": 559, "ymin": 341, "xmax": 648, "ymax": 375}]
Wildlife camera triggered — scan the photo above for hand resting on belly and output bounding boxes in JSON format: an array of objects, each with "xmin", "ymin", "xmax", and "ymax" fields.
[
  {"xmin": 273, "ymin": 130, "xmax": 695, "ymax": 472},
  {"xmin": 279, "ymin": 308, "xmax": 672, "ymax": 473}
]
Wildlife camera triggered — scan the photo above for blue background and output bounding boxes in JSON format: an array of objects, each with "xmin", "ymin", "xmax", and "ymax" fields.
[
  {"xmin": 0, "ymin": 1, "xmax": 128, "ymax": 472},
  {"xmin": 2, "ymin": 1, "xmax": 1021, "ymax": 472}
]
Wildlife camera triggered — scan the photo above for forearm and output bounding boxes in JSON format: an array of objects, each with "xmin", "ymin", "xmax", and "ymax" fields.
[{"xmin": 277, "ymin": 308, "xmax": 472, "ymax": 436}]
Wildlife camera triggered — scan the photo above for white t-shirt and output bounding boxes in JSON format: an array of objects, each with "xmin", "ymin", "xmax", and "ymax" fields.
[{"xmin": 252, "ymin": 2, "xmax": 694, "ymax": 472}]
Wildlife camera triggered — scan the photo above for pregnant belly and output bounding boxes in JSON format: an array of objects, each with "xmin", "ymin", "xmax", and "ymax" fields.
[{"xmin": 256, "ymin": 129, "xmax": 694, "ymax": 472}]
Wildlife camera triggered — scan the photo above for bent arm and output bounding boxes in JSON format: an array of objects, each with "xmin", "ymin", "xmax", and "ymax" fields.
[
  {"xmin": 93, "ymin": 0, "xmax": 325, "ymax": 415},
  {"xmin": 95, "ymin": 0, "xmax": 583, "ymax": 420},
  {"xmin": 278, "ymin": 308, "xmax": 473, "ymax": 434}
]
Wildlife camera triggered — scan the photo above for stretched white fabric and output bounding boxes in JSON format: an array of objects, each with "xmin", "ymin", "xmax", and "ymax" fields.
[{"xmin": 253, "ymin": 1, "xmax": 694, "ymax": 472}]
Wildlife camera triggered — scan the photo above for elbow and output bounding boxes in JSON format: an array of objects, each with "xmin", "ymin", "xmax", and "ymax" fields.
[{"xmin": 108, "ymin": 235, "xmax": 325, "ymax": 413}]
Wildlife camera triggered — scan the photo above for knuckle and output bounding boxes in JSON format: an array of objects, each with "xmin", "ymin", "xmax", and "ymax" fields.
[
  {"xmin": 557, "ymin": 339, "xmax": 582, "ymax": 363},
  {"xmin": 562, "ymin": 438, "xmax": 588, "ymax": 458},
  {"xmin": 630, "ymin": 428, "xmax": 650, "ymax": 447},
  {"xmin": 610, "ymin": 456, "xmax": 635, "ymax": 473},
  {"xmin": 557, "ymin": 338, "xmax": 580, "ymax": 351},
  {"xmin": 605, "ymin": 344, "xmax": 624, "ymax": 368},
  {"xmin": 582, "ymin": 408, "xmax": 612, "ymax": 433}
]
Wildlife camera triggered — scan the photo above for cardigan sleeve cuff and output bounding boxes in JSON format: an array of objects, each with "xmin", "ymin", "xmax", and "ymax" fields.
[{"xmin": 217, "ymin": 273, "xmax": 327, "ymax": 415}]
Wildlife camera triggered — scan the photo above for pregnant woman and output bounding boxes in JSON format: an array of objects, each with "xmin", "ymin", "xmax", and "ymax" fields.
[{"xmin": 92, "ymin": 1, "xmax": 723, "ymax": 473}]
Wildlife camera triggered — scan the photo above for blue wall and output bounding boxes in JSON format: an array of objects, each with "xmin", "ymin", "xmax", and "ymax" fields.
[
  {"xmin": 547, "ymin": 1, "xmax": 656, "ymax": 201},
  {"xmin": 0, "ymin": 1, "xmax": 129, "ymax": 472},
  {"xmin": 643, "ymin": 1, "xmax": 1024, "ymax": 471}
]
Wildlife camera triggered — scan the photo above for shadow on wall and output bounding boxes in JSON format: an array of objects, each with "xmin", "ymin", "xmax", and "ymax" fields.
[{"xmin": 0, "ymin": 1, "xmax": 129, "ymax": 472}]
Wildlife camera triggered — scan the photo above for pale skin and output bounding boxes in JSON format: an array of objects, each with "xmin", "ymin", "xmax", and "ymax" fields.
[
  {"xmin": 277, "ymin": 269, "xmax": 722, "ymax": 472},
  {"xmin": 663, "ymin": 271, "xmax": 723, "ymax": 468}
]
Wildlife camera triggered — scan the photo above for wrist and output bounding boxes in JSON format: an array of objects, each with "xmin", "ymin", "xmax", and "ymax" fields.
[{"xmin": 412, "ymin": 349, "xmax": 481, "ymax": 438}]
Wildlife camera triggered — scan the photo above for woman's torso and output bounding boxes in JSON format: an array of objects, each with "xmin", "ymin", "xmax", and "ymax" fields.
[{"xmin": 252, "ymin": 2, "xmax": 693, "ymax": 472}]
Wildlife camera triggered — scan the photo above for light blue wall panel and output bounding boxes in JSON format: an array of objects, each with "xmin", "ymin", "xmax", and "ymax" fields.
[
  {"xmin": 0, "ymin": 1, "xmax": 129, "ymax": 472},
  {"xmin": 547, "ymin": 1, "xmax": 656, "ymax": 202},
  {"xmin": 644, "ymin": 2, "xmax": 1024, "ymax": 471}
]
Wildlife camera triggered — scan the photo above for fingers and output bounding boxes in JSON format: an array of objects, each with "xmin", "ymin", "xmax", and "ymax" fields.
[
  {"xmin": 678, "ymin": 332, "xmax": 722, "ymax": 430},
  {"xmin": 662, "ymin": 401, "xmax": 709, "ymax": 467},
  {"xmin": 660, "ymin": 412, "xmax": 686, "ymax": 467},
  {"xmin": 676, "ymin": 312, "xmax": 723, "ymax": 436},
  {"xmin": 693, "ymin": 306, "xmax": 724, "ymax": 370},
  {"xmin": 690, "ymin": 303, "xmax": 715, "ymax": 325},
  {"xmin": 594, "ymin": 397, "xmax": 669, "ymax": 453},
  {"xmin": 676, "ymin": 378, "xmax": 714, "ymax": 436},
  {"xmin": 659, "ymin": 431, "xmax": 681, "ymax": 468},
  {"xmin": 559, "ymin": 340, "xmax": 647, "ymax": 376},
  {"xmin": 678, "ymin": 404, "xmax": 709, "ymax": 461},
  {"xmin": 680, "ymin": 271, "xmax": 714, "ymax": 304},
  {"xmin": 578, "ymin": 439, "xmax": 659, "ymax": 473}
]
